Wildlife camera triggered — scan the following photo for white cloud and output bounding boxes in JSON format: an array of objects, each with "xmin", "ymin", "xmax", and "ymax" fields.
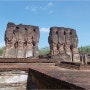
[
  {"xmin": 25, "ymin": 6, "xmax": 46, "ymax": 12},
  {"xmin": 25, "ymin": 2, "xmax": 54, "ymax": 13},
  {"xmin": 47, "ymin": 2, "xmax": 54, "ymax": 7},
  {"xmin": 25, "ymin": 6, "xmax": 37, "ymax": 11},
  {"xmin": 40, "ymin": 28, "xmax": 49, "ymax": 32},
  {"xmin": 31, "ymin": 6, "xmax": 37, "ymax": 11},
  {"xmin": 39, "ymin": 6, "xmax": 47, "ymax": 10}
]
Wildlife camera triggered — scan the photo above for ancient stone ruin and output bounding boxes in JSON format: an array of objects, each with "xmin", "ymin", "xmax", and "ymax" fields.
[
  {"xmin": 48, "ymin": 27, "xmax": 80, "ymax": 62},
  {"xmin": 3, "ymin": 22, "xmax": 40, "ymax": 58}
]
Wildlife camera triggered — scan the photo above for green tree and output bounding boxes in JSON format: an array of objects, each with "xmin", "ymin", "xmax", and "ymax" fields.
[
  {"xmin": 39, "ymin": 46, "xmax": 50, "ymax": 55},
  {"xmin": 0, "ymin": 47, "xmax": 5, "ymax": 56},
  {"xmin": 78, "ymin": 46, "xmax": 90, "ymax": 54}
]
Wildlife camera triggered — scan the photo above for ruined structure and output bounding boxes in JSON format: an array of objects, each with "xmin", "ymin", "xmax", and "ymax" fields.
[
  {"xmin": 1, "ymin": 23, "xmax": 90, "ymax": 90},
  {"xmin": 48, "ymin": 27, "xmax": 80, "ymax": 62},
  {"xmin": 3, "ymin": 22, "xmax": 40, "ymax": 58}
]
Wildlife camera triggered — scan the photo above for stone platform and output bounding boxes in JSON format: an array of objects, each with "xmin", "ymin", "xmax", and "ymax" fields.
[
  {"xmin": 0, "ymin": 58, "xmax": 55, "ymax": 63},
  {"xmin": 0, "ymin": 61, "xmax": 54, "ymax": 90},
  {"xmin": 28, "ymin": 64, "xmax": 90, "ymax": 90},
  {"xmin": 56, "ymin": 61, "xmax": 90, "ymax": 70},
  {"xmin": 0, "ymin": 58, "xmax": 90, "ymax": 89}
]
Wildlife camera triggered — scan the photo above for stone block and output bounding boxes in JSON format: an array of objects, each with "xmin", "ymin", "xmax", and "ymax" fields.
[
  {"xmin": 73, "ymin": 54, "xmax": 80, "ymax": 62},
  {"xmin": 58, "ymin": 27, "xmax": 65, "ymax": 44},
  {"xmin": 49, "ymin": 27, "xmax": 58, "ymax": 44},
  {"xmin": 65, "ymin": 28, "xmax": 71, "ymax": 45},
  {"xmin": 4, "ymin": 47, "xmax": 16, "ymax": 58}
]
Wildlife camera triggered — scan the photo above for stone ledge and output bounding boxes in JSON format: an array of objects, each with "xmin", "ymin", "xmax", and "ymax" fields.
[{"xmin": 56, "ymin": 61, "xmax": 90, "ymax": 70}]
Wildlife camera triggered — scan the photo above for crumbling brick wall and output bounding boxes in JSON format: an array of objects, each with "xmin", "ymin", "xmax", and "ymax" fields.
[
  {"xmin": 3, "ymin": 22, "xmax": 40, "ymax": 58},
  {"xmin": 48, "ymin": 27, "xmax": 80, "ymax": 62}
]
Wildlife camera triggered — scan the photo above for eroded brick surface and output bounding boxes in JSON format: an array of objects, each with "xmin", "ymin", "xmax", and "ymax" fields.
[
  {"xmin": 28, "ymin": 64, "xmax": 90, "ymax": 89},
  {"xmin": 3, "ymin": 22, "xmax": 40, "ymax": 58},
  {"xmin": 48, "ymin": 27, "xmax": 80, "ymax": 62}
]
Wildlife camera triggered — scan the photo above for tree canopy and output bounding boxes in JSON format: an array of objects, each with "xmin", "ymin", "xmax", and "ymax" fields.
[
  {"xmin": 0, "ymin": 47, "xmax": 5, "ymax": 56},
  {"xmin": 78, "ymin": 46, "xmax": 90, "ymax": 54},
  {"xmin": 39, "ymin": 46, "xmax": 50, "ymax": 55}
]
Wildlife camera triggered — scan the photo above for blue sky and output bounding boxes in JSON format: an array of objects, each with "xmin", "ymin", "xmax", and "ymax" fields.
[{"xmin": 0, "ymin": 0, "xmax": 90, "ymax": 49}]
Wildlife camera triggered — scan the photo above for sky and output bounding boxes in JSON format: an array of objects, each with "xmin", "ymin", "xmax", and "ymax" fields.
[{"xmin": 0, "ymin": 0, "xmax": 90, "ymax": 49}]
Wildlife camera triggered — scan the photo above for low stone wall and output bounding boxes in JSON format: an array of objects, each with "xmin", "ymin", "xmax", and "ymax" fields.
[
  {"xmin": 0, "ymin": 70, "xmax": 28, "ymax": 90},
  {"xmin": 0, "ymin": 62, "xmax": 55, "ymax": 90},
  {"xmin": 0, "ymin": 62, "xmax": 89, "ymax": 90},
  {"xmin": 28, "ymin": 68, "xmax": 85, "ymax": 89}
]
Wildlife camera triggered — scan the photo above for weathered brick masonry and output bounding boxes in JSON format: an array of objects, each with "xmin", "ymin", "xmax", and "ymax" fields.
[
  {"xmin": 3, "ymin": 22, "xmax": 40, "ymax": 58},
  {"xmin": 48, "ymin": 27, "xmax": 80, "ymax": 62}
]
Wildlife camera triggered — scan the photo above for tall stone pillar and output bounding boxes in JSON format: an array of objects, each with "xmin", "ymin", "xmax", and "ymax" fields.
[
  {"xmin": 58, "ymin": 28, "xmax": 65, "ymax": 54},
  {"xmin": 3, "ymin": 23, "xmax": 17, "ymax": 58},
  {"xmin": 70, "ymin": 29, "xmax": 80, "ymax": 62},
  {"xmin": 48, "ymin": 27, "xmax": 58, "ymax": 56},
  {"xmin": 16, "ymin": 25, "xmax": 26, "ymax": 58}
]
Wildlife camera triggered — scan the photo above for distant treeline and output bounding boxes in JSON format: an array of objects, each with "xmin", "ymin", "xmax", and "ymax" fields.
[
  {"xmin": 39, "ymin": 46, "xmax": 90, "ymax": 55},
  {"xmin": 39, "ymin": 46, "xmax": 50, "ymax": 55},
  {"xmin": 0, "ymin": 47, "xmax": 5, "ymax": 56},
  {"xmin": 0, "ymin": 46, "xmax": 90, "ymax": 56},
  {"xmin": 78, "ymin": 46, "xmax": 90, "ymax": 54}
]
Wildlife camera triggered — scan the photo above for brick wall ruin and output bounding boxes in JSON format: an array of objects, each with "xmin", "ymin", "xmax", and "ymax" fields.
[
  {"xmin": 3, "ymin": 22, "xmax": 40, "ymax": 58},
  {"xmin": 48, "ymin": 27, "xmax": 80, "ymax": 62}
]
